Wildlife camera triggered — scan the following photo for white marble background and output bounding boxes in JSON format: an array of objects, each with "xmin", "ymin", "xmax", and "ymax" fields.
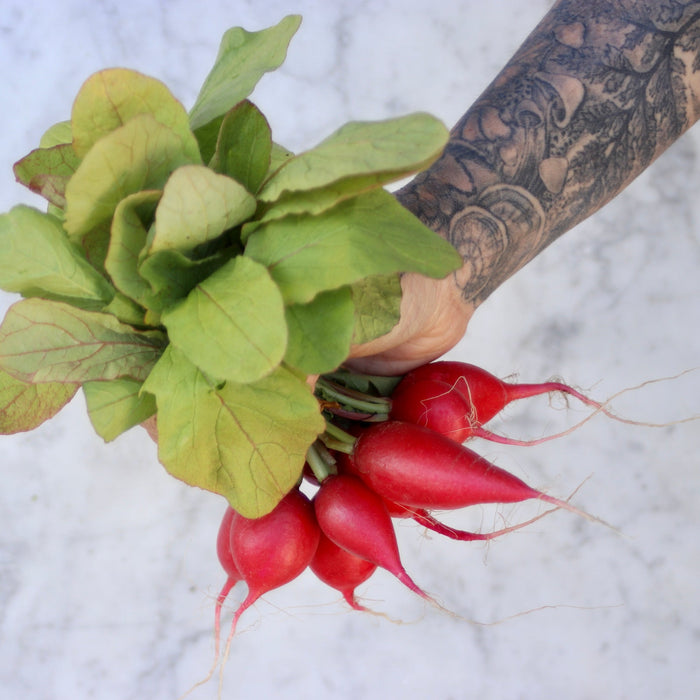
[{"xmin": 1, "ymin": 1, "xmax": 699, "ymax": 698}]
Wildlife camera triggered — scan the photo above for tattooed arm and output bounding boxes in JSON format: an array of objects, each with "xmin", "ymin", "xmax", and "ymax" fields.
[{"xmin": 348, "ymin": 0, "xmax": 700, "ymax": 373}]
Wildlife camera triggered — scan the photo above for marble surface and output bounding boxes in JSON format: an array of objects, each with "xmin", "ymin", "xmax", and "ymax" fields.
[{"xmin": 1, "ymin": 1, "xmax": 699, "ymax": 699}]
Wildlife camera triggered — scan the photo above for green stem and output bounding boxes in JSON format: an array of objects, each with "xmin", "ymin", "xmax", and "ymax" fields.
[
  {"xmin": 306, "ymin": 442, "xmax": 337, "ymax": 482},
  {"xmin": 316, "ymin": 377, "xmax": 391, "ymax": 414}
]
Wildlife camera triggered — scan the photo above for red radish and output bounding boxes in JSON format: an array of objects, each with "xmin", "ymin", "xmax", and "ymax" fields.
[
  {"xmin": 399, "ymin": 360, "xmax": 608, "ymax": 427},
  {"xmin": 310, "ymin": 530, "xmax": 377, "ymax": 611},
  {"xmin": 223, "ymin": 490, "xmax": 320, "ymax": 643},
  {"xmin": 390, "ymin": 377, "xmax": 559, "ymax": 446},
  {"xmin": 335, "ymin": 450, "xmax": 553, "ymax": 539},
  {"xmin": 352, "ymin": 421, "xmax": 597, "ymax": 520},
  {"xmin": 313, "ymin": 473, "xmax": 431, "ymax": 601}
]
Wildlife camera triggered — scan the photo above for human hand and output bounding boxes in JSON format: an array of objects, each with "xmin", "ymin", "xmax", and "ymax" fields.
[{"xmin": 344, "ymin": 270, "xmax": 473, "ymax": 376}]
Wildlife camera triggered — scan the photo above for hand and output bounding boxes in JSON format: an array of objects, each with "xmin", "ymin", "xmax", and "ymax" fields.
[{"xmin": 345, "ymin": 271, "xmax": 473, "ymax": 376}]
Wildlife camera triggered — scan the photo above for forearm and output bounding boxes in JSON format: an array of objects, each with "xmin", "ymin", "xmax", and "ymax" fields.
[{"xmin": 398, "ymin": 0, "xmax": 700, "ymax": 307}]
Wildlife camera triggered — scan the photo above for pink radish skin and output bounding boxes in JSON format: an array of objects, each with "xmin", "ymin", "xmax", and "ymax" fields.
[
  {"xmin": 352, "ymin": 420, "xmax": 585, "ymax": 514},
  {"xmin": 225, "ymin": 490, "xmax": 320, "ymax": 640},
  {"xmin": 400, "ymin": 360, "xmax": 606, "ymax": 427},
  {"xmin": 310, "ymin": 530, "xmax": 377, "ymax": 611},
  {"xmin": 313, "ymin": 474, "xmax": 431, "ymax": 601}
]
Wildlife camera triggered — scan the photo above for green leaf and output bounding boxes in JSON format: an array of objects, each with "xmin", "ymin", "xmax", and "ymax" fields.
[
  {"xmin": 13, "ymin": 144, "xmax": 81, "ymax": 208},
  {"xmin": 268, "ymin": 142, "xmax": 294, "ymax": 174},
  {"xmin": 0, "ymin": 368, "xmax": 77, "ymax": 434},
  {"xmin": 210, "ymin": 100, "xmax": 272, "ymax": 193},
  {"xmin": 105, "ymin": 190, "xmax": 161, "ymax": 307},
  {"xmin": 83, "ymin": 377, "xmax": 156, "ymax": 442},
  {"xmin": 0, "ymin": 205, "xmax": 114, "ymax": 305},
  {"xmin": 259, "ymin": 113, "xmax": 448, "ymax": 208},
  {"xmin": 137, "ymin": 248, "xmax": 231, "ymax": 313},
  {"xmin": 143, "ymin": 345, "xmax": 324, "ymax": 518},
  {"xmin": 0, "ymin": 298, "xmax": 165, "ymax": 384},
  {"xmin": 64, "ymin": 114, "xmax": 202, "ymax": 242},
  {"xmin": 189, "ymin": 15, "xmax": 302, "ymax": 132},
  {"xmin": 148, "ymin": 165, "xmax": 256, "ymax": 254},
  {"xmin": 350, "ymin": 273, "xmax": 402, "ymax": 344},
  {"xmin": 71, "ymin": 68, "xmax": 196, "ymax": 159},
  {"xmin": 39, "ymin": 120, "xmax": 72, "ymax": 148},
  {"xmin": 284, "ymin": 287, "xmax": 354, "ymax": 375},
  {"xmin": 245, "ymin": 188, "xmax": 462, "ymax": 304},
  {"xmin": 162, "ymin": 255, "xmax": 286, "ymax": 383}
]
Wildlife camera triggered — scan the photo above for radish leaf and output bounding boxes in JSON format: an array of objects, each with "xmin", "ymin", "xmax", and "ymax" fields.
[
  {"xmin": 0, "ymin": 205, "xmax": 114, "ymax": 305},
  {"xmin": 0, "ymin": 369, "xmax": 77, "ymax": 433},
  {"xmin": 105, "ymin": 190, "xmax": 162, "ymax": 306},
  {"xmin": 245, "ymin": 188, "xmax": 462, "ymax": 304},
  {"xmin": 148, "ymin": 165, "xmax": 255, "ymax": 254},
  {"xmin": 284, "ymin": 287, "xmax": 354, "ymax": 375},
  {"xmin": 143, "ymin": 346, "xmax": 324, "ymax": 518},
  {"xmin": 83, "ymin": 377, "xmax": 156, "ymax": 442},
  {"xmin": 189, "ymin": 15, "xmax": 301, "ymax": 132},
  {"xmin": 0, "ymin": 299, "xmax": 165, "ymax": 384},
  {"xmin": 351, "ymin": 273, "xmax": 402, "ymax": 345},
  {"xmin": 71, "ymin": 68, "xmax": 195, "ymax": 159},
  {"xmin": 13, "ymin": 144, "xmax": 81, "ymax": 208},
  {"xmin": 64, "ymin": 114, "xmax": 201, "ymax": 241},
  {"xmin": 161, "ymin": 255, "xmax": 286, "ymax": 383},
  {"xmin": 210, "ymin": 100, "xmax": 272, "ymax": 193},
  {"xmin": 259, "ymin": 113, "xmax": 448, "ymax": 203}
]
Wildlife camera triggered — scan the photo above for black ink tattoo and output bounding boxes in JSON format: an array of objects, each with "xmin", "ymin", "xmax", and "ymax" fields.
[{"xmin": 397, "ymin": 0, "xmax": 700, "ymax": 304}]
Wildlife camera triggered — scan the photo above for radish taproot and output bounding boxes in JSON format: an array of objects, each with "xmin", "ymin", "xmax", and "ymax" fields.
[
  {"xmin": 398, "ymin": 360, "xmax": 609, "ymax": 426},
  {"xmin": 214, "ymin": 506, "xmax": 242, "ymax": 655},
  {"xmin": 313, "ymin": 473, "xmax": 432, "ymax": 601},
  {"xmin": 309, "ymin": 529, "xmax": 377, "ymax": 611},
  {"xmin": 352, "ymin": 421, "xmax": 599, "ymax": 522}
]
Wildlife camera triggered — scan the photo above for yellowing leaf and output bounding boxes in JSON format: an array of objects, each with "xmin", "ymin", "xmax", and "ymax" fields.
[
  {"xmin": 143, "ymin": 346, "xmax": 324, "ymax": 517},
  {"xmin": 0, "ymin": 298, "xmax": 165, "ymax": 384},
  {"xmin": 149, "ymin": 165, "xmax": 255, "ymax": 254},
  {"xmin": 13, "ymin": 144, "xmax": 81, "ymax": 208},
  {"xmin": 64, "ymin": 114, "xmax": 202, "ymax": 241},
  {"xmin": 162, "ymin": 255, "xmax": 286, "ymax": 383},
  {"xmin": 0, "ymin": 368, "xmax": 77, "ymax": 434},
  {"xmin": 71, "ymin": 68, "xmax": 195, "ymax": 158}
]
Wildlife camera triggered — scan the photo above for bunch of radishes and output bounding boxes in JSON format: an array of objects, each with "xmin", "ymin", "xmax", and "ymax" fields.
[{"xmin": 208, "ymin": 359, "xmax": 617, "ymax": 671}]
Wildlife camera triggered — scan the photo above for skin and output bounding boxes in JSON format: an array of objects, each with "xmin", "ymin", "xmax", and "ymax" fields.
[{"xmin": 348, "ymin": 0, "xmax": 700, "ymax": 375}]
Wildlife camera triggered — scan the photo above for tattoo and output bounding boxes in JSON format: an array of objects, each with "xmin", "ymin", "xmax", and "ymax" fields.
[{"xmin": 397, "ymin": 0, "xmax": 700, "ymax": 304}]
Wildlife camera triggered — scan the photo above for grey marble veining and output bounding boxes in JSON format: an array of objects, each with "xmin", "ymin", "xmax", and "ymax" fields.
[{"xmin": 0, "ymin": 1, "xmax": 699, "ymax": 699}]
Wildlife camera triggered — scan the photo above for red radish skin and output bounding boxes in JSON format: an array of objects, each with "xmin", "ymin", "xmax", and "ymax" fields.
[
  {"xmin": 400, "ymin": 360, "xmax": 608, "ymax": 426},
  {"xmin": 217, "ymin": 489, "xmax": 320, "ymax": 663},
  {"xmin": 310, "ymin": 530, "xmax": 377, "ymax": 611},
  {"xmin": 313, "ymin": 474, "xmax": 431, "ymax": 601},
  {"xmin": 390, "ymin": 377, "xmax": 562, "ymax": 446},
  {"xmin": 352, "ymin": 421, "xmax": 592, "ymax": 518}
]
